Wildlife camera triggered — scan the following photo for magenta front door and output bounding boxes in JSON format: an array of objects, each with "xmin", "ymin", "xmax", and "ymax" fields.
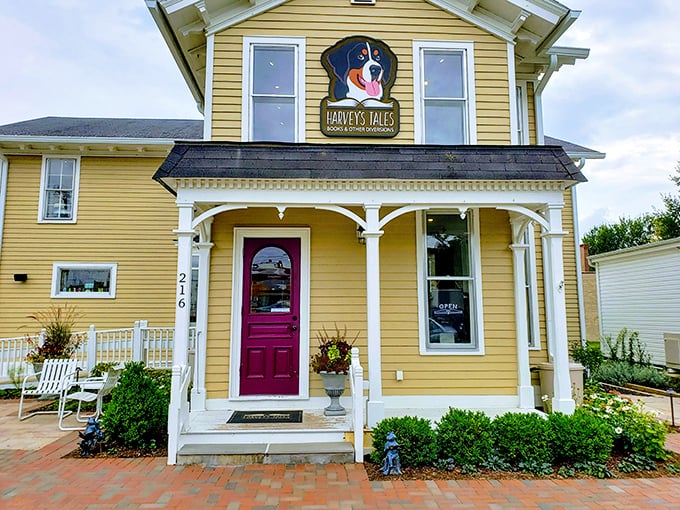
[{"xmin": 240, "ymin": 237, "xmax": 301, "ymax": 395}]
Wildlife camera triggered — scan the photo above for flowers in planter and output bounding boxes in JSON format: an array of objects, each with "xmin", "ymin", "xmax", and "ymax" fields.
[
  {"xmin": 310, "ymin": 324, "xmax": 358, "ymax": 374},
  {"xmin": 24, "ymin": 304, "xmax": 83, "ymax": 363}
]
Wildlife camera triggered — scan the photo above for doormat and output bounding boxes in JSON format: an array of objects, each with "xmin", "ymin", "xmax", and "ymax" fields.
[{"xmin": 227, "ymin": 410, "xmax": 303, "ymax": 424}]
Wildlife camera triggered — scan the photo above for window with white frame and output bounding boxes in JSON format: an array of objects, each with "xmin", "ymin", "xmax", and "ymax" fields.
[
  {"xmin": 242, "ymin": 36, "xmax": 306, "ymax": 142},
  {"xmin": 39, "ymin": 156, "xmax": 80, "ymax": 222},
  {"xmin": 523, "ymin": 227, "xmax": 541, "ymax": 349},
  {"xmin": 51, "ymin": 263, "xmax": 117, "ymax": 299},
  {"xmin": 515, "ymin": 82, "xmax": 529, "ymax": 145},
  {"xmin": 420, "ymin": 212, "xmax": 482, "ymax": 352},
  {"xmin": 413, "ymin": 41, "xmax": 476, "ymax": 144}
]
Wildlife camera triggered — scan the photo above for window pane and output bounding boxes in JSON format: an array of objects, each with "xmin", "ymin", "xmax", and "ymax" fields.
[
  {"xmin": 428, "ymin": 280, "xmax": 471, "ymax": 344},
  {"xmin": 423, "ymin": 50, "xmax": 464, "ymax": 98},
  {"xmin": 424, "ymin": 100, "xmax": 465, "ymax": 144},
  {"xmin": 45, "ymin": 190, "xmax": 72, "ymax": 219},
  {"xmin": 253, "ymin": 46, "xmax": 295, "ymax": 95},
  {"xmin": 59, "ymin": 268, "xmax": 110, "ymax": 293},
  {"xmin": 427, "ymin": 214, "xmax": 469, "ymax": 276},
  {"xmin": 252, "ymin": 97, "xmax": 295, "ymax": 142},
  {"xmin": 250, "ymin": 246, "xmax": 291, "ymax": 313}
]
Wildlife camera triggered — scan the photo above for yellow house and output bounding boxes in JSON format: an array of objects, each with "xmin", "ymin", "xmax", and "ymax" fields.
[{"xmin": 0, "ymin": 0, "xmax": 605, "ymax": 465}]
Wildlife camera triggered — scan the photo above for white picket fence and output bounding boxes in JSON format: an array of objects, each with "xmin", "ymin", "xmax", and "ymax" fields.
[{"xmin": 0, "ymin": 321, "xmax": 196, "ymax": 381}]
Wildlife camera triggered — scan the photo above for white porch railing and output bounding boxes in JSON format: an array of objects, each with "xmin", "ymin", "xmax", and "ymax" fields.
[
  {"xmin": 167, "ymin": 364, "xmax": 192, "ymax": 465},
  {"xmin": 349, "ymin": 347, "xmax": 365, "ymax": 463},
  {"xmin": 0, "ymin": 322, "xmax": 197, "ymax": 380}
]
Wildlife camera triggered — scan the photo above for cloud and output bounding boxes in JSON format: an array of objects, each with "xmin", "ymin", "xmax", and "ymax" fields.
[
  {"xmin": 543, "ymin": 0, "xmax": 680, "ymax": 235},
  {"xmin": 0, "ymin": 0, "xmax": 200, "ymax": 124}
]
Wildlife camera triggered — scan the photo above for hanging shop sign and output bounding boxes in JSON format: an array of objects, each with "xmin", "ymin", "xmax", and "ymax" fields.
[{"xmin": 320, "ymin": 35, "xmax": 400, "ymax": 138}]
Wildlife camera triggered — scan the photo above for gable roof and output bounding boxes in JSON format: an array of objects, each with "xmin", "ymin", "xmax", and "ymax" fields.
[
  {"xmin": 146, "ymin": 0, "xmax": 587, "ymax": 109},
  {"xmin": 153, "ymin": 141, "xmax": 586, "ymax": 194}
]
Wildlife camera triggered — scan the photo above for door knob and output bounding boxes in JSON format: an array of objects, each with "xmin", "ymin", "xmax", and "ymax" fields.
[{"xmin": 291, "ymin": 325, "xmax": 298, "ymax": 331}]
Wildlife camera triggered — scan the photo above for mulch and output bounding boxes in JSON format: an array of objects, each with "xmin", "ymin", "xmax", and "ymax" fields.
[{"xmin": 364, "ymin": 450, "xmax": 680, "ymax": 481}]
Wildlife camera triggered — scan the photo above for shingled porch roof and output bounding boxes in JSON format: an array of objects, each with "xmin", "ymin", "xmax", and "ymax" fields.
[{"xmin": 153, "ymin": 142, "xmax": 587, "ymax": 193}]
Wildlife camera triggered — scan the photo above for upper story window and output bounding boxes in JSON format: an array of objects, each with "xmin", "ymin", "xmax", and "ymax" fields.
[
  {"xmin": 413, "ymin": 41, "xmax": 476, "ymax": 144},
  {"xmin": 38, "ymin": 156, "xmax": 80, "ymax": 223},
  {"xmin": 516, "ymin": 82, "xmax": 529, "ymax": 144},
  {"xmin": 418, "ymin": 211, "xmax": 484, "ymax": 354},
  {"xmin": 242, "ymin": 36, "xmax": 306, "ymax": 142}
]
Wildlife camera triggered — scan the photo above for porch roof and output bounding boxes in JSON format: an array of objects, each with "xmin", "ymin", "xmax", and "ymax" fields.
[{"xmin": 153, "ymin": 142, "xmax": 586, "ymax": 193}]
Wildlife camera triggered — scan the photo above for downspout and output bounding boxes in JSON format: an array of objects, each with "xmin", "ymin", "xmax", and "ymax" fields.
[
  {"xmin": 534, "ymin": 54, "xmax": 558, "ymax": 145},
  {"xmin": 571, "ymin": 157, "xmax": 587, "ymax": 347},
  {"xmin": 0, "ymin": 155, "xmax": 8, "ymax": 264}
]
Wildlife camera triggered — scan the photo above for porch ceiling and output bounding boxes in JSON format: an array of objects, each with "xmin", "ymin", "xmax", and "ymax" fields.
[{"xmin": 153, "ymin": 142, "xmax": 586, "ymax": 195}]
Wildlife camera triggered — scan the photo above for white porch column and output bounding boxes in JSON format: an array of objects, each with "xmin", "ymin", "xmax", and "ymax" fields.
[
  {"xmin": 542, "ymin": 204, "xmax": 575, "ymax": 414},
  {"xmin": 363, "ymin": 204, "xmax": 384, "ymax": 427},
  {"xmin": 191, "ymin": 228, "xmax": 213, "ymax": 411},
  {"xmin": 173, "ymin": 201, "xmax": 195, "ymax": 368},
  {"xmin": 509, "ymin": 214, "xmax": 534, "ymax": 409}
]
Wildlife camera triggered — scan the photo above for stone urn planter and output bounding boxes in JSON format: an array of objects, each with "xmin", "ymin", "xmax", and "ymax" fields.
[{"xmin": 319, "ymin": 371, "xmax": 347, "ymax": 416}]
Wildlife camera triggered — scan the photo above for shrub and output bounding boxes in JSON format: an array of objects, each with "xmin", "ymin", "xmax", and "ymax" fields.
[
  {"xmin": 602, "ymin": 328, "xmax": 651, "ymax": 366},
  {"xmin": 592, "ymin": 360, "xmax": 670, "ymax": 390},
  {"xmin": 581, "ymin": 390, "xmax": 669, "ymax": 461},
  {"xmin": 370, "ymin": 416, "xmax": 437, "ymax": 467},
  {"xmin": 569, "ymin": 339, "xmax": 604, "ymax": 379},
  {"xmin": 101, "ymin": 362, "xmax": 170, "ymax": 448},
  {"xmin": 435, "ymin": 408, "xmax": 493, "ymax": 468},
  {"xmin": 549, "ymin": 410, "xmax": 613, "ymax": 464},
  {"xmin": 491, "ymin": 413, "xmax": 554, "ymax": 466}
]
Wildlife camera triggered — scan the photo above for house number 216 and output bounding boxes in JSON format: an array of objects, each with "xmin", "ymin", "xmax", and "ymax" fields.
[{"xmin": 177, "ymin": 272, "xmax": 187, "ymax": 308}]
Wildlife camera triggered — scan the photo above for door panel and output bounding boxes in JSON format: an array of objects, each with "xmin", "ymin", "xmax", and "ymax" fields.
[{"xmin": 240, "ymin": 237, "xmax": 300, "ymax": 395}]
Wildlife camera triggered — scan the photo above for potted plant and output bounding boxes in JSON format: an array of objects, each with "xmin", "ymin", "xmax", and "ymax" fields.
[
  {"xmin": 25, "ymin": 304, "xmax": 83, "ymax": 372},
  {"xmin": 310, "ymin": 324, "xmax": 357, "ymax": 416}
]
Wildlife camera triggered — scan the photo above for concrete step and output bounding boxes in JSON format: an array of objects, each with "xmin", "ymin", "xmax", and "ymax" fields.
[{"xmin": 177, "ymin": 441, "xmax": 355, "ymax": 466}]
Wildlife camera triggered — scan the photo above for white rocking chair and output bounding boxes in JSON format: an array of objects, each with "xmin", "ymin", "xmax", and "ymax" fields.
[
  {"xmin": 58, "ymin": 366, "xmax": 122, "ymax": 431},
  {"xmin": 18, "ymin": 358, "xmax": 79, "ymax": 420}
]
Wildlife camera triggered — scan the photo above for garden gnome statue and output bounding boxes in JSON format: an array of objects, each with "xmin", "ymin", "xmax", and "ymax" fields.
[
  {"xmin": 79, "ymin": 417, "xmax": 105, "ymax": 457},
  {"xmin": 381, "ymin": 431, "xmax": 402, "ymax": 475}
]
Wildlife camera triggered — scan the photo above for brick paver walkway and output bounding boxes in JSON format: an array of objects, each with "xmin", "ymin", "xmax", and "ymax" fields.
[{"xmin": 2, "ymin": 430, "xmax": 680, "ymax": 509}]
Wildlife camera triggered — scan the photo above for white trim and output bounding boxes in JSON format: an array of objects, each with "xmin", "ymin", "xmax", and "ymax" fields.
[
  {"xmin": 229, "ymin": 227, "xmax": 311, "ymax": 400},
  {"xmin": 507, "ymin": 42, "xmax": 519, "ymax": 145},
  {"xmin": 38, "ymin": 155, "xmax": 80, "ymax": 223},
  {"xmin": 412, "ymin": 40, "xmax": 477, "ymax": 144},
  {"xmin": 417, "ymin": 210, "xmax": 485, "ymax": 355},
  {"xmin": 241, "ymin": 36, "xmax": 306, "ymax": 142},
  {"xmin": 203, "ymin": 33, "xmax": 214, "ymax": 141},
  {"xmin": 50, "ymin": 262, "xmax": 118, "ymax": 299},
  {"xmin": 0, "ymin": 155, "xmax": 7, "ymax": 262}
]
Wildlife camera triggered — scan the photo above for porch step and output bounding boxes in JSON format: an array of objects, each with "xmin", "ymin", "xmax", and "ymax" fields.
[{"xmin": 177, "ymin": 441, "xmax": 354, "ymax": 466}]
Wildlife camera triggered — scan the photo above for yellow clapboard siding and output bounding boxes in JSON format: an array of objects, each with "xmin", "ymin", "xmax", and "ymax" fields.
[
  {"xmin": 0, "ymin": 156, "xmax": 178, "ymax": 337},
  {"xmin": 211, "ymin": 0, "xmax": 510, "ymax": 144}
]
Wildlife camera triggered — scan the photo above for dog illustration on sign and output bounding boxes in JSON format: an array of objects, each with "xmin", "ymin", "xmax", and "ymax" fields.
[{"xmin": 322, "ymin": 35, "xmax": 396, "ymax": 108}]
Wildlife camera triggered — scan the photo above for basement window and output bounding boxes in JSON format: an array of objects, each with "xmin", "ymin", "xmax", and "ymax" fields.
[{"xmin": 51, "ymin": 263, "xmax": 117, "ymax": 299}]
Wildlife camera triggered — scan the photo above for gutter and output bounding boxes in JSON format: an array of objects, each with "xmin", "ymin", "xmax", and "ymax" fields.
[
  {"xmin": 534, "ymin": 53, "xmax": 558, "ymax": 145},
  {"xmin": 571, "ymin": 157, "xmax": 587, "ymax": 345}
]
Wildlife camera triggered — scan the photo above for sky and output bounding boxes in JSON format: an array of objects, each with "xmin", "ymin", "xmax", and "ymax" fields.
[{"xmin": 0, "ymin": 0, "xmax": 678, "ymax": 237}]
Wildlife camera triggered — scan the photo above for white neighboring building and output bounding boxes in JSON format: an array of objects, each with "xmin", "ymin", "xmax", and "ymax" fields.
[{"xmin": 589, "ymin": 237, "xmax": 680, "ymax": 367}]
